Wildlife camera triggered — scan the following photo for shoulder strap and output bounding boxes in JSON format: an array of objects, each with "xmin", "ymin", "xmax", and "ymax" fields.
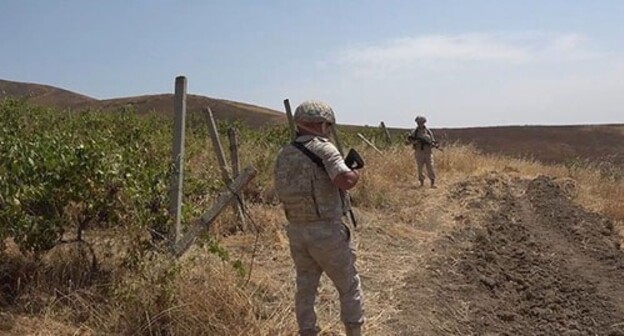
[{"xmin": 291, "ymin": 141, "xmax": 324, "ymax": 168}]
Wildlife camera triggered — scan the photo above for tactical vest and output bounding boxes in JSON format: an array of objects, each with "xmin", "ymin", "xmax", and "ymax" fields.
[
  {"xmin": 274, "ymin": 139, "xmax": 344, "ymax": 224},
  {"xmin": 410, "ymin": 127, "xmax": 434, "ymax": 151}
]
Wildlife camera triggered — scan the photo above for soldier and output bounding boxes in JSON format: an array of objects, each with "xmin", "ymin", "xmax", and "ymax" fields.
[
  {"xmin": 406, "ymin": 115, "xmax": 438, "ymax": 188},
  {"xmin": 274, "ymin": 100, "xmax": 365, "ymax": 336}
]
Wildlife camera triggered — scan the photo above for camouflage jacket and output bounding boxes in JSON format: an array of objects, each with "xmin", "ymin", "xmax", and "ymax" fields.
[
  {"xmin": 408, "ymin": 127, "xmax": 436, "ymax": 151},
  {"xmin": 274, "ymin": 135, "xmax": 350, "ymax": 224}
]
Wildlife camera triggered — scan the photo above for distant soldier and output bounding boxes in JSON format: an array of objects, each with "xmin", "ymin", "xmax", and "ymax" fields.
[
  {"xmin": 406, "ymin": 115, "xmax": 438, "ymax": 188},
  {"xmin": 274, "ymin": 100, "xmax": 365, "ymax": 336}
]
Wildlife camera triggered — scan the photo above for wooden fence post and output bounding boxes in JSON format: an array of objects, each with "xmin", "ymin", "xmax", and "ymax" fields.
[
  {"xmin": 228, "ymin": 127, "xmax": 244, "ymax": 206},
  {"xmin": 357, "ymin": 133, "xmax": 384, "ymax": 155},
  {"xmin": 380, "ymin": 121, "xmax": 392, "ymax": 144},
  {"xmin": 283, "ymin": 99, "xmax": 297, "ymax": 140},
  {"xmin": 170, "ymin": 76, "xmax": 186, "ymax": 243},
  {"xmin": 203, "ymin": 107, "xmax": 247, "ymax": 230},
  {"xmin": 173, "ymin": 167, "xmax": 256, "ymax": 257}
]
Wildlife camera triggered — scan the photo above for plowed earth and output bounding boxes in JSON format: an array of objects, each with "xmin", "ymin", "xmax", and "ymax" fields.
[{"xmin": 394, "ymin": 174, "xmax": 624, "ymax": 335}]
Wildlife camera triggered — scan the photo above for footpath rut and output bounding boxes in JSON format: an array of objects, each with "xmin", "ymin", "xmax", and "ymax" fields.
[{"xmin": 392, "ymin": 173, "xmax": 624, "ymax": 336}]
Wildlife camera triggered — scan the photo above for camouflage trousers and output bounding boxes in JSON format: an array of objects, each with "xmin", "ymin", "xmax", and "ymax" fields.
[
  {"xmin": 286, "ymin": 220, "xmax": 364, "ymax": 336},
  {"xmin": 414, "ymin": 150, "xmax": 436, "ymax": 181}
]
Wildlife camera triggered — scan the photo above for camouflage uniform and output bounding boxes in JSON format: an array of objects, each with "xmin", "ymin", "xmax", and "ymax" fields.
[
  {"xmin": 274, "ymin": 101, "xmax": 364, "ymax": 336},
  {"xmin": 409, "ymin": 118, "xmax": 437, "ymax": 186}
]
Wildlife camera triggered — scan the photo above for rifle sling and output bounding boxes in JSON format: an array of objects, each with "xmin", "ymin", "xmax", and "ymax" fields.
[{"xmin": 291, "ymin": 141, "xmax": 324, "ymax": 168}]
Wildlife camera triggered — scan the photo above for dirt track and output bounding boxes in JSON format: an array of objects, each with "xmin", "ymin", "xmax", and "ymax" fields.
[{"xmin": 395, "ymin": 173, "xmax": 624, "ymax": 335}]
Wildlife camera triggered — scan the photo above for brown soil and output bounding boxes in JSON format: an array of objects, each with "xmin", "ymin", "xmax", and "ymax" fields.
[
  {"xmin": 396, "ymin": 173, "xmax": 624, "ymax": 335},
  {"xmin": 435, "ymin": 125, "xmax": 624, "ymax": 168}
]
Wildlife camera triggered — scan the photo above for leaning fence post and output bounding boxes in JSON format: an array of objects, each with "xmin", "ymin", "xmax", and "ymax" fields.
[
  {"xmin": 170, "ymin": 76, "xmax": 187, "ymax": 243},
  {"xmin": 380, "ymin": 121, "xmax": 392, "ymax": 144},
  {"xmin": 203, "ymin": 107, "xmax": 247, "ymax": 230},
  {"xmin": 173, "ymin": 166, "xmax": 257, "ymax": 257},
  {"xmin": 283, "ymin": 99, "xmax": 297, "ymax": 140},
  {"xmin": 228, "ymin": 127, "xmax": 245, "ymax": 207},
  {"xmin": 357, "ymin": 133, "xmax": 384, "ymax": 155}
]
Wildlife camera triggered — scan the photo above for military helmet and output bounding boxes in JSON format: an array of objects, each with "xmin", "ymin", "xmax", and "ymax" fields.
[
  {"xmin": 294, "ymin": 100, "xmax": 336, "ymax": 124},
  {"xmin": 415, "ymin": 115, "xmax": 427, "ymax": 123}
]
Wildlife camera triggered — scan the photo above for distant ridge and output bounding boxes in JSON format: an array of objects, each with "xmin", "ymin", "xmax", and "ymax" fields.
[
  {"xmin": 2, "ymin": 78, "xmax": 623, "ymax": 166},
  {"xmin": 0, "ymin": 79, "xmax": 96, "ymax": 108},
  {"xmin": 435, "ymin": 125, "xmax": 624, "ymax": 166},
  {"xmin": 0, "ymin": 79, "xmax": 286, "ymax": 127}
]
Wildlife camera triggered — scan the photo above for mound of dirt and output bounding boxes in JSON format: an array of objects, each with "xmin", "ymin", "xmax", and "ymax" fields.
[{"xmin": 399, "ymin": 173, "xmax": 624, "ymax": 335}]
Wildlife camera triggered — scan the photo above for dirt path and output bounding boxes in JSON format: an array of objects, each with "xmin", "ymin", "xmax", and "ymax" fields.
[
  {"xmin": 220, "ymin": 171, "xmax": 624, "ymax": 335},
  {"xmin": 391, "ymin": 173, "xmax": 624, "ymax": 335}
]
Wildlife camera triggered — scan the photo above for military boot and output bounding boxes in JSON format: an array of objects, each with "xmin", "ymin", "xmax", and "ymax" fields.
[
  {"xmin": 430, "ymin": 179, "xmax": 436, "ymax": 188},
  {"xmin": 419, "ymin": 179, "xmax": 425, "ymax": 187},
  {"xmin": 345, "ymin": 324, "xmax": 362, "ymax": 336},
  {"xmin": 299, "ymin": 327, "xmax": 320, "ymax": 336}
]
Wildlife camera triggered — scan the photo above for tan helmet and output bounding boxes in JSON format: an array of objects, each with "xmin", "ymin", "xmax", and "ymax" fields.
[
  {"xmin": 415, "ymin": 115, "xmax": 427, "ymax": 124},
  {"xmin": 294, "ymin": 100, "xmax": 336, "ymax": 124}
]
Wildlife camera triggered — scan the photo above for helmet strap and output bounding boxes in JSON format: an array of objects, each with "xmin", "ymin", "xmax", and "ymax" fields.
[{"xmin": 296, "ymin": 122, "xmax": 330, "ymax": 137}]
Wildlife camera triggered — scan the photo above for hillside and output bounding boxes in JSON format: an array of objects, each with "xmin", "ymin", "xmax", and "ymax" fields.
[
  {"xmin": 435, "ymin": 124, "xmax": 624, "ymax": 167},
  {"xmin": 0, "ymin": 79, "xmax": 286, "ymax": 128},
  {"xmin": 2, "ymin": 78, "xmax": 623, "ymax": 166},
  {"xmin": 0, "ymin": 79, "xmax": 96, "ymax": 108}
]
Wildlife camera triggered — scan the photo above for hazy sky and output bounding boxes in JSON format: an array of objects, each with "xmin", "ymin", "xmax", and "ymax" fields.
[{"xmin": 2, "ymin": 1, "xmax": 623, "ymax": 128}]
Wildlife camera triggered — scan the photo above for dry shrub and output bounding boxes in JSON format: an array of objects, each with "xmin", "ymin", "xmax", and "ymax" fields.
[
  {"xmin": 436, "ymin": 143, "xmax": 482, "ymax": 174},
  {"xmin": 170, "ymin": 256, "xmax": 259, "ymax": 335},
  {"xmin": 109, "ymin": 249, "xmax": 296, "ymax": 336},
  {"xmin": 172, "ymin": 253, "xmax": 293, "ymax": 335},
  {"xmin": 0, "ymin": 239, "xmax": 106, "ymax": 311},
  {"xmin": 603, "ymin": 184, "xmax": 624, "ymax": 220},
  {"xmin": 109, "ymin": 252, "xmax": 180, "ymax": 335},
  {"xmin": 0, "ymin": 240, "xmax": 118, "ymax": 336},
  {"xmin": 568, "ymin": 165, "xmax": 624, "ymax": 223},
  {"xmin": 0, "ymin": 315, "xmax": 91, "ymax": 336},
  {"xmin": 436, "ymin": 144, "xmax": 566, "ymax": 179},
  {"xmin": 352, "ymin": 146, "xmax": 415, "ymax": 209},
  {"xmin": 0, "ymin": 247, "xmax": 35, "ymax": 308},
  {"xmin": 236, "ymin": 203, "xmax": 285, "ymax": 235},
  {"xmin": 40, "ymin": 242, "xmax": 99, "ymax": 290}
]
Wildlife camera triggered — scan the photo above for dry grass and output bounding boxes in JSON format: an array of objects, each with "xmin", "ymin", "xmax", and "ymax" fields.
[{"xmin": 2, "ymin": 142, "xmax": 623, "ymax": 335}]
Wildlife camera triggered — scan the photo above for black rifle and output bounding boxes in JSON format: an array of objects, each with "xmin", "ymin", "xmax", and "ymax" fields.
[
  {"xmin": 345, "ymin": 148, "xmax": 365, "ymax": 170},
  {"xmin": 407, "ymin": 134, "xmax": 442, "ymax": 151}
]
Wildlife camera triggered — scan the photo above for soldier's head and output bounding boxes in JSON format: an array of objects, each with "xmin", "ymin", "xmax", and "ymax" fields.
[
  {"xmin": 294, "ymin": 100, "xmax": 336, "ymax": 137},
  {"xmin": 415, "ymin": 115, "xmax": 427, "ymax": 126}
]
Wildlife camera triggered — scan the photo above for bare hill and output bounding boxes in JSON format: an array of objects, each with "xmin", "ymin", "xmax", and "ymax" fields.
[
  {"xmin": 0, "ymin": 79, "xmax": 286, "ymax": 127},
  {"xmin": 434, "ymin": 125, "xmax": 624, "ymax": 167},
  {"xmin": 2, "ymin": 78, "xmax": 623, "ymax": 165},
  {"xmin": 0, "ymin": 79, "xmax": 96, "ymax": 108},
  {"xmin": 94, "ymin": 94, "xmax": 286, "ymax": 127}
]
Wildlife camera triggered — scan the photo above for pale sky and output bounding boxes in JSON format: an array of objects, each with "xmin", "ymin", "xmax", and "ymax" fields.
[{"xmin": 2, "ymin": 1, "xmax": 623, "ymax": 128}]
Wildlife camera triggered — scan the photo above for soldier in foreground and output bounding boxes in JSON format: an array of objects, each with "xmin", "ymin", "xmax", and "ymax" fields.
[
  {"xmin": 274, "ymin": 100, "xmax": 365, "ymax": 336},
  {"xmin": 406, "ymin": 115, "xmax": 438, "ymax": 188}
]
